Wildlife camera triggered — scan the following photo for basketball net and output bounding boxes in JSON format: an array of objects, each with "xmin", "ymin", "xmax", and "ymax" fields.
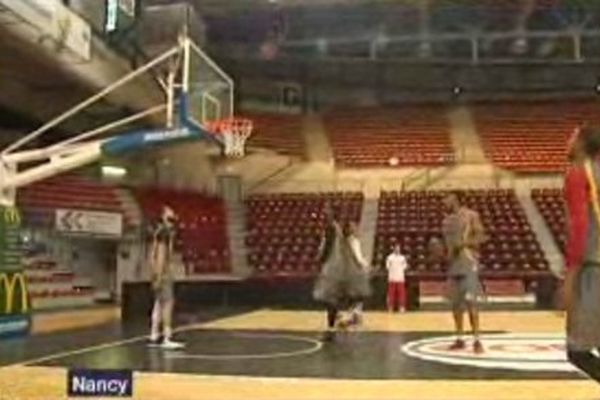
[{"xmin": 208, "ymin": 118, "xmax": 253, "ymax": 158}]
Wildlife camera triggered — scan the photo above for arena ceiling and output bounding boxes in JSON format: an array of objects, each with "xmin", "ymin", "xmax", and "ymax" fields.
[
  {"xmin": 193, "ymin": 0, "xmax": 600, "ymax": 66},
  {"xmin": 1, "ymin": 0, "xmax": 599, "ymax": 142},
  {"xmin": 0, "ymin": 24, "xmax": 137, "ymax": 148},
  {"xmin": 160, "ymin": 0, "xmax": 389, "ymax": 13}
]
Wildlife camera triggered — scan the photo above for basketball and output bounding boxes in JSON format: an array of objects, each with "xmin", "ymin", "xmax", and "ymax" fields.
[{"xmin": 428, "ymin": 237, "xmax": 445, "ymax": 262}]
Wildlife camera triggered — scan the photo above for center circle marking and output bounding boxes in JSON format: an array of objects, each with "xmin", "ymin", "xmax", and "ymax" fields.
[
  {"xmin": 165, "ymin": 333, "xmax": 323, "ymax": 361},
  {"xmin": 401, "ymin": 333, "xmax": 577, "ymax": 372}
]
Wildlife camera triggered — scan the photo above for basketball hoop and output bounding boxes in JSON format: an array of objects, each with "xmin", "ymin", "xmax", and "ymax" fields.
[{"xmin": 208, "ymin": 118, "xmax": 253, "ymax": 158}]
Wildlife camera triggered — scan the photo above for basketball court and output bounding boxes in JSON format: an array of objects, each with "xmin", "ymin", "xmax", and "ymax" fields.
[
  {"xmin": 0, "ymin": 309, "xmax": 598, "ymax": 399},
  {"xmin": 2, "ymin": 2, "xmax": 600, "ymax": 399}
]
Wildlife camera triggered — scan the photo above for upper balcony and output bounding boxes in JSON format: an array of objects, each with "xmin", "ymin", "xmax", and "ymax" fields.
[{"xmin": 0, "ymin": 0, "xmax": 206, "ymax": 139}]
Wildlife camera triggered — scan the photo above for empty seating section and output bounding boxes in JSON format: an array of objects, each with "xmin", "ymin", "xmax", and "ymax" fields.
[
  {"xmin": 244, "ymin": 112, "xmax": 304, "ymax": 156},
  {"xmin": 474, "ymin": 102, "xmax": 600, "ymax": 173},
  {"xmin": 25, "ymin": 256, "xmax": 95, "ymax": 310},
  {"xmin": 375, "ymin": 190, "xmax": 549, "ymax": 279},
  {"xmin": 532, "ymin": 188, "xmax": 566, "ymax": 253},
  {"xmin": 135, "ymin": 189, "xmax": 230, "ymax": 274},
  {"xmin": 17, "ymin": 174, "xmax": 127, "ymax": 226},
  {"xmin": 324, "ymin": 107, "xmax": 454, "ymax": 167},
  {"xmin": 245, "ymin": 192, "xmax": 364, "ymax": 276}
]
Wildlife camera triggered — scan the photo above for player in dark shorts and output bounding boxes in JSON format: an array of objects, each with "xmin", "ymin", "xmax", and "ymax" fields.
[
  {"xmin": 564, "ymin": 126, "xmax": 600, "ymax": 384},
  {"xmin": 440, "ymin": 191, "xmax": 487, "ymax": 354},
  {"xmin": 149, "ymin": 206, "xmax": 184, "ymax": 350},
  {"xmin": 313, "ymin": 207, "xmax": 371, "ymax": 341}
]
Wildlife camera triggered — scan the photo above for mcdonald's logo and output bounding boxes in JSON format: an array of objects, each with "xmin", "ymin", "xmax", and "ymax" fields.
[
  {"xmin": 0, "ymin": 273, "xmax": 29, "ymax": 314},
  {"xmin": 3, "ymin": 207, "xmax": 21, "ymax": 227}
]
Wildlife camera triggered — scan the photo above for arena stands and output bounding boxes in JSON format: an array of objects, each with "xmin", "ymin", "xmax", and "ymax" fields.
[
  {"xmin": 473, "ymin": 101, "xmax": 600, "ymax": 173},
  {"xmin": 243, "ymin": 112, "xmax": 305, "ymax": 157},
  {"xmin": 25, "ymin": 256, "xmax": 95, "ymax": 310},
  {"xmin": 17, "ymin": 175, "xmax": 128, "ymax": 227},
  {"xmin": 532, "ymin": 188, "xmax": 565, "ymax": 253},
  {"xmin": 324, "ymin": 107, "xmax": 454, "ymax": 167},
  {"xmin": 245, "ymin": 192, "xmax": 363, "ymax": 276},
  {"xmin": 14, "ymin": 175, "xmax": 129, "ymax": 309},
  {"xmin": 134, "ymin": 189, "xmax": 231, "ymax": 275},
  {"xmin": 375, "ymin": 189, "xmax": 551, "ymax": 301}
]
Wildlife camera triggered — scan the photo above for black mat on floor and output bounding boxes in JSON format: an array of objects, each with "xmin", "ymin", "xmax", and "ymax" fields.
[
  {"xmin": 0, "ymin": 307, "xmax": 251, "ymax": 367},
  {"xmin": 15, "ymin": 329, "xmax": 581, "ymax": 380}
]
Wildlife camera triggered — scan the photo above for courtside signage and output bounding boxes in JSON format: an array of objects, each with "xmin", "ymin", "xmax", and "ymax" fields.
[
  {"xmin": 0, "ymin": 315, "xmax": 30, "ymax": 337},
  {"xmin": 68, "ymin": 369, "xmax": 133, "ymax": 397},
  {"xmin": 56, "ymin": 209, "xmax": 123, "ymax": 238},
  {"xmin": 0, "ymin": 272, "xmax": 29, "ymax": 313}
]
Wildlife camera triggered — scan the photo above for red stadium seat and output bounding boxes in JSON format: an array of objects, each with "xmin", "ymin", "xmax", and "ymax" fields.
[
  {"xmin": 134, "ymin": 188, "xmax": 231, "ymax": 275},
  {"xmin": 16, "ymin": 174, "xmax": 131, "ymax": 226},
  {"xmin": 324, "ymin": 107, "xmax": 454, "ymax": 168},
  {"xmin": 474, "ymin": 101, "xmax": 600, "ymax": 173},
  {"xmin": 243, "ymin": 112, "xmax": 305, "ymax": 157},
  {"xmin": 245, "ymin": 192, "xmax": 364, "ymax": 276},
  {"xmin": 375, "ymin": 189, "xmax": 549, "ymax": 279},
  {"xmin": 532, "ymin": 188, "xmax": 565, "ymax": 254}
]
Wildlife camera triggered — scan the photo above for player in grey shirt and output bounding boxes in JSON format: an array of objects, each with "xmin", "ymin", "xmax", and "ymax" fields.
[
  {"xmin": 440, "ymin": 192, "xmax": 487, "ymax": 354},
  {"xmin": 149, "ymin": 206, "xmax": 184, "ymax": 350}
]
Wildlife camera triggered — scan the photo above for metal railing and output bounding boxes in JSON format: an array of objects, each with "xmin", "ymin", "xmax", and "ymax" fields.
[
  {"xmin": 244, "ymin": 178, "xmax": 366, "ymax": 194},
  {"xmin": 280, "ymin": 29, "xmax": 600, "ymax": 64},
  {"xmin": 243, "ymin": 170, "xmax": 564, "ymax": 195}
]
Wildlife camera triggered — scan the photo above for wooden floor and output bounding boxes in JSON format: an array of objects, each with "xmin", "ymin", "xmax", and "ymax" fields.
[
  {"xmin": 32, "ymin": 306, "xmax": 120, "ymax": 334},
  {"xmin": 0, "ymin": 366, "xmax": 597, "ymax": 400},
  {"xmin": 1, "ymin": 309, "xmax": 599, "ymax": 400},
  {"xmin": 202, "ymin": 309, "xmax": 567, "ymax": 333}
]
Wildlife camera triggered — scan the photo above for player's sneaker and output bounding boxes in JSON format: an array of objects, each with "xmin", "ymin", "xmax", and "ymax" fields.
[
  {"xmin": 161, "ymin": 339, "xmax": 185, "ymax": 350},
  {"xmin": 473, "ymin": 340, "xmax": 484, "ymax": 354},
  {"xmin": 321, "ymin": 330, "xmax": 336, "ymax": 342},
  {"xmin": 448, "ymin": 339, "xmax": 466, "ymax": 351},
  {"xmin": 337, "ymin": 318, "xmax": 351, "ymax": 331},
  {"xmin": 349, "ymin": 312, "xmax": 363, "ymax": 327},
  {"xmin": 148, "ymin": 333, "xmax": 161, "ymax": 347}
]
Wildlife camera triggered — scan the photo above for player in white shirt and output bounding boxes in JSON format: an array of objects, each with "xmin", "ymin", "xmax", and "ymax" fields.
[
  {"xmin": 314, "ymin": 219, "xmax": 371, "ymax": 339},
  {"xmin": 386, "ymin": 244, "xmax": 408, "ymax": 312},
  {"xmin": 345, "ymin": 223, "xmax": 371, "ymax": 326}
]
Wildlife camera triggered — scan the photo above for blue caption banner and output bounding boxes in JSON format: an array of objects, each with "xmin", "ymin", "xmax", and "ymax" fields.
[{"xmin": 68, "ymin": 369, "xmax": 133, "ymax": 397}]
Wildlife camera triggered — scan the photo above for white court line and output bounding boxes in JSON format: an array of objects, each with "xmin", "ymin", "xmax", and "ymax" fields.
[
  {"xmin": 164, "ymin": 332, "xmax": 323, "ymax": 361},
  {"xmin": 420, "ymin": 295, "xmax": 535, "ymax": 304},
  {"xmin": 400, "ymin": 333, "xmax": 576, "ymax": 372},
  {"xmin": 0, "ymin": 322, "xmax": 201, "ymax": 370},
  {"xmin": 0, "ymin": 310, "xmax": 272, "ymax": 370}
]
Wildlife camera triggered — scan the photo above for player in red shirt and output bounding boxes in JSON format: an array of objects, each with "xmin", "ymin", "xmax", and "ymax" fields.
[{"xmin": 564, "ymin": 126, "xmax": 600, "ymax": 383}]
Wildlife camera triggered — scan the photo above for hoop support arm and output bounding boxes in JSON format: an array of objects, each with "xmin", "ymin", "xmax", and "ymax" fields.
[
  {"xmin": 2, "ymin": 104, "xmax": 168, "ymax": 166},
  {"xmin": 0, "ymin": 118, "xmax": 216, "ymax": 207},
  {"xmin": 2, "ymin": 45, "xmax": 182, "ymax": 156},
  {"xmin": 1, "ymin": 142, "xmax": 101, "ymax": 192},
  {"xmin": 3, "ymin": 141, "xmax": 104, "ymax": 165}
]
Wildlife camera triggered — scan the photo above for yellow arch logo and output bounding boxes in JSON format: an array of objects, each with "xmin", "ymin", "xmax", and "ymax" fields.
[
  {"xmin": 3, "ymin": 207, "xmax": 21, "ymax": 227},
  {"xmin": 0, "ymin": 273, "xmax": 29, "ymax": 314}
]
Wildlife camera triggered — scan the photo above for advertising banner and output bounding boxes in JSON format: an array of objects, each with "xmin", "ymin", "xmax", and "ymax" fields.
[
  {"xmin": 0, "ymin": 206, "xmax": 30, "ymax": 339},
  {"xmin": 56, "ymin": 209, "xmax": 123, "ymax": 238}
]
